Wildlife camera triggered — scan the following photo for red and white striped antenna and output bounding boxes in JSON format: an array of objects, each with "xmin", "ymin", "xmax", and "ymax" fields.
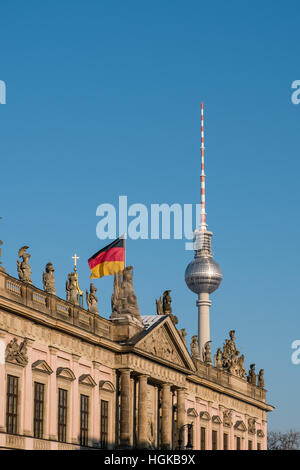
[{"xmin": 200, "ymin": 102, "xmax": 207, "ymax": 231}]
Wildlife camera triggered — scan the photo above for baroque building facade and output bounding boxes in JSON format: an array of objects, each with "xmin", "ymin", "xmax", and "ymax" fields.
[{"xmin": 0, "ymin": 245, "xmax": 272, "ymax": 451}]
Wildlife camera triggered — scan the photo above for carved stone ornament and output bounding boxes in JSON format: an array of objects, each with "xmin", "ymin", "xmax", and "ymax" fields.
[
  {"xmin": 156, "ymin": 290, "xmax": 178, "ymax": 325},
  {"xmin": 203, "ymin": 340, "xmax": 212, "ymax": 365},
  {"xmin": 190, "ymin": 335, "xmax": 200, "ymax": 359},
  {"xmin": 111, "ymin": 266, "xmax": 141, "ymax": 323},
  {"xmin": 5, "ymin": 337, "xmax": 28, "ymax": 366},
  {"xmin": 248, "ymin": 417, "xmax": 256, "ymax": 435},
  {"xmin": 86, "ymin": 282, "xmax": 98, "ymax": 314},
  {"xmin": 247, "ymin": 364, "xmax": 257, "ymax": 385},
  {"xmin": 223, "ymin": 409, "xmax": 233, "ymax": 427},
  {"xmin": 43, "ymin": 262, "xmax": 56, "ymax": 294},
  {"xmin": 179, "ymin": 328, "xmax": 187, "ymax": 346},
  {"xmin": 66, "ymin": 272, "xmax": 79, "ymax": 305},
  {"xmin": 216, "ymin": 330, "xmax": 247, "ymax": 379},
  {"xmin": 17, "ymin": 246, "xmax": 32, "ymax": 284},
  {"xmin": 139, "ymin": 327, "xmax": 185, "ymax": 367},
  {"xmin": 257, "ymin": 369, "xmax": 264, "ymax": 389}
]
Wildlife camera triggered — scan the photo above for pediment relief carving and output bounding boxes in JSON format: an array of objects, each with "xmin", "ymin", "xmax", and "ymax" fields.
[
  {"xmin": 257, "ymin": 429, "xmax": 265, "ymax": 438},
  {"xmin": 200, "ymin": 411, "xmax": 211, "ymax": 421},
  {"xmin": 187, "ymin": 408, "xmax": 198, "ymax": 417},
  {"xmin": 137, "ymin": 325, "xmax": 186, "ymax": 368},
  {"xmin": 234, "ymin": 420, "xmax": 247, "ymax": 432},
  {"xmin": 79, "ymin": 374, "xmax": 96, "ymax": 387},
  {"xmin": 99, "ymin": 380, "xmax": 115, "ymax": 392},
  {"xmin": 56, "ymin": 367, "xmax": 76, "ymax": 381},
  {"xmin": 212, "ymin": 415, "xmax": 222, "ymax": 424},
  {"xmin": 32, "ymin": 360, "xmax": 53, "ymax": 375}
]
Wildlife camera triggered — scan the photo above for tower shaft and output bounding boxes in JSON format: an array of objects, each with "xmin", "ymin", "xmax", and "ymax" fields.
[{"xmin": 197, "ymin": 292, "xmax": 211, "ymax": 358}]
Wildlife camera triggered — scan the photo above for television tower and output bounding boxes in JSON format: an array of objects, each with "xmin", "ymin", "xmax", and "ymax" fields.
[{"xmin": 185, "ymin": 103, "xmax": 222, "ymax": 360}]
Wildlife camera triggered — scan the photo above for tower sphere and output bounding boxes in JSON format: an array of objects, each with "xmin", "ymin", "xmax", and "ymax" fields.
[{"xmin": 185, "ymin": 255, "xmax": 222, "ymax": 294}]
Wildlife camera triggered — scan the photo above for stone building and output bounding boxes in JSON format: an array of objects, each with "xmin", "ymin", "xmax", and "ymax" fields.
[{"xmin": 0, "ymin": 245, "xmax": 272, "ymax": 450}]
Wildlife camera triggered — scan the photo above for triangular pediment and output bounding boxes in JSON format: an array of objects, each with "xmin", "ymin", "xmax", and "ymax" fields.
[
  {"xmin": 79, "ymin": 374, "xmax": 97, "ymax": 387},
  {"xmin": 32, "ymin": 360, "xmax": 53, "ymax": 375},
  {"xmin": 234, "ymin": 420, "xmax": 247, "ymax": 432},
  {"xmin": 200, "ymin": 411, "xmax": 211, "ymax": 421},
  {"xmin": 187, "ymin": 408, "xmax": 198, "ymax": 417},
  {"xmin": 56, "ymin": 367, "xmax": 76, "ymax": 381},
  {"xmin": 135, "ymin": 317, "xmax": 195, "ymax": 370},
  {"xmin": 212, "ymin": 415, "xmax": 222, "ymax": 424},
  {"xmin": 257, "ymin": 429, "xmax": 265, "ymax": 438}
]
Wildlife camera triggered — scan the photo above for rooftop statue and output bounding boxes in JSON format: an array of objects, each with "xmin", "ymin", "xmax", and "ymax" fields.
[
  {"xmin": 43, "ymin": 262, "xmax": 56, "ymax": 295},
  {"xmin": 86, "ymin": 283, "xmax": 98, "ymax": 314},
  {"xmin": 203, "ymin": 340, "xmax": 212, "ymax": 365},
  {"xmin": 111, "ymin": 266, "xmax": 141, "ymax": 322},
  {"xmin": 179, "ymin": 328, "xmax": 187, "ymax": 346},
  {"xmin": 247, "ymin": 364, "xmax": 257, "ymax": 385},
  {"xmin": 17, "ymin": 246, "xmax": 32, "ymax": 284},
  {"xmin": 258, "ymin": 369, "xmax": 265, "ymax": 389},
  {"xmin": 214, "ymin": 347, "xmax": 223, "ymax": 369},
  {"xmin": 216, "ymin": 330, "xmax": 247, "ymax": 379},
  {"xmin": 155, "ymin": 290, "xmax": 178, "ymax": 325},
  {"xmin": 190, "ymin": 335, "xmax": 200, "ymax": 359},
  {"xmin": 66, "ymin": 272, "xmax": 79, "ymax": 305}
]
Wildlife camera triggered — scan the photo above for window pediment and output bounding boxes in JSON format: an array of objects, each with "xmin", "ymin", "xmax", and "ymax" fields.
[
  {"xmin": 187, "ymin": 408, "xmax": 198, "ymax": 417},
  {"xmin": 234, "ymin": 420, "xmax": 247, "ymax": 432},
  {"xmin": 99, "ymin": 380, "xmax": 115, "ymax": 392},
  {"xmin": 79, "ymin": 374, "xmax": 96, "ymax": 387},
  {"xmin": 257, "ymin": 429, "xmax": 265, "ymax": 438},
  {"xmin": 200, "ymin": 411, "xmax": 211, "ymax": 421},
  {"xmin": 212, "ymin": 415, "xmax": 222, "ymax": 424},
  {"xmin": 56, "ymin": 367, "xmax": 76, "ymax": 381},
  {"xmin": 32, "ymin": 360, "xmax": 53, "ymax": 375}
]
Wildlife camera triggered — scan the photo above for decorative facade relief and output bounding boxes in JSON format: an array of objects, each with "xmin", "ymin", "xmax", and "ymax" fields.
[
  {"xmin": 5, "ymin": 337, "xmax": 28, "ymax": 366},
  {"xmin": 139, "ymin": 326, "xmax": 185, "ymax": 368}
]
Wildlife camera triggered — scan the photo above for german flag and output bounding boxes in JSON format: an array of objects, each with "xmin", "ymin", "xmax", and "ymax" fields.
[{"xmin": 88, "ymin": 237, "xmax": 125, "ymax": 279}]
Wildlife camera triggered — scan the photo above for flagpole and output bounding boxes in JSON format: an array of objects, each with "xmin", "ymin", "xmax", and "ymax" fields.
[{"xmin": 124, "ymin": 232, "xmax": 127, "ymax": 268}]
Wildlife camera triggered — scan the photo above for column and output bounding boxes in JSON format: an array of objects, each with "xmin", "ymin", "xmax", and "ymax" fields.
[
  {"xmin": 92, "ymin": 361, "xmax": 101, "ymax": 446},
  {"xmin": 48, "ymin": 346, "xmax": 58, "ymax": 440},
  {"xmin": 137, "ymin": 374, "xmax": 148, "ymax": 448},
  {"xmin": 22, "ymin": 338, "xmax": 35, "ymax": 437},
  {"xmin": 119, "ymin": 369, "xmax": 131, "ymax": 448},
  {"xmin": 71, "ymin": 353, "xmax": 80, "ymax": 445},
  {"xmin": 0, "ymin": 331, "xmax": 6, "ymax": 432},
  {"xmin": 177, "ymin": 388, "xmax": 186, "ymax": 449},
  {"xmin": 197, "ymin": 293, "xmax": 211, "ymax": 360},
  {"xmin": 161, "ymin": 383, "xmax": 172, "ymax": 450}
]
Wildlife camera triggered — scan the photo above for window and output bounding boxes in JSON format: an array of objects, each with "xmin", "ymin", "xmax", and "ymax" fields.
[
  {"xmin": 248, "ymin": 440, "xmax": 253, "ymax": 450},
  {"xmin": 223, "ymin": 433, "xmax": 228, "ymax": 450},
  {"xmin": 200, "ymin": 427, "xmax": 206, "ymax": 450},
  {"xmin": 257, "ymin": 442, "xmax": 261, "ymax": 450},
  {"xmin": 100, "ymin": 399, "xmax": 109, "ymax": 449},
  {"xmin": 80, "ymin": 394, "xmax": 89, "ymax": 446},
  {"xmin": 212, "ymin": 430, "xmax": 218, "ymax": 450},
  {"xmin": 236, "ymin": 436, "xmax": 241, "ymax": 450},
  {"xmin": 58, "ymin": 388, "xmax": 68, "ymax": 442},
  {"xmin": 33, "ymin": 382, "xmax": 45, "ymax": 439},
  {"xmin": 6, "ymin": 375, "xmax": 18, "ymax": 434}
]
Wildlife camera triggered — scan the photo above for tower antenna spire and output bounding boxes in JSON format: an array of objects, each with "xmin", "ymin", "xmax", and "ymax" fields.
[{"xmin": 200, "ymin": 102, "xmax": 207, "ymax": 232}]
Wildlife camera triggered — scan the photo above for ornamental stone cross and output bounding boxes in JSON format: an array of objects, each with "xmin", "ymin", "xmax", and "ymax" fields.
[{"xmin": 72, "ymin": 253, "xmax": 80, "ymax": 268}]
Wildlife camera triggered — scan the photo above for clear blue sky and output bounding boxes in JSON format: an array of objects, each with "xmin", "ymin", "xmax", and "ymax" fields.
[{"xmin": 0, "ymin": 0, "xmax": 299, "ymax": 431}]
